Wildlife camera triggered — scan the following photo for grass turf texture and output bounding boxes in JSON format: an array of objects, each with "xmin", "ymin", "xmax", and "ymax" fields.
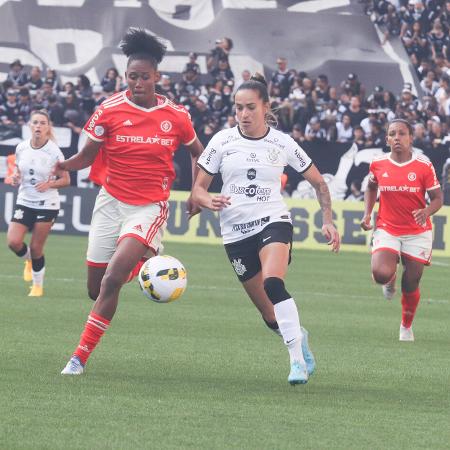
[{"xmin": 0, "ymin": 233, "xmax": 449, "ymax": 449}]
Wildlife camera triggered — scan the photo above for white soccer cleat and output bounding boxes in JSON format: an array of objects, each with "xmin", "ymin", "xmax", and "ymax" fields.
[
  {"xmin": 399, "ymin": 325, "xmax": 414, "ymax": 342},
  {"xmin": 61, "ymin": 356, "xmax": 85, "ymax": 375},
  {"xmin": 382, "ymin": 274, "xmax": 397, "ymax": 300},
  {"xmin": 288, "ymin": 360, "xmax": 308, "ymax": 385}
]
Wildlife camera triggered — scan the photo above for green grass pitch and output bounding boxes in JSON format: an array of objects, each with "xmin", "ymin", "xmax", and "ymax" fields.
[{"xmin": 1, "ymin": 233, "xmax": 449, "ymax": 449}]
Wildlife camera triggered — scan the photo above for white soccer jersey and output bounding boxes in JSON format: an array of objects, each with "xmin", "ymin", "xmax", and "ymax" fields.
[
  {"xmin": 198, "ymin": 126, "xmax": 312, "ymax": 244},
  {"xmin": 15, "ymin": 139, "xmax": 65, "ymax": 209}
]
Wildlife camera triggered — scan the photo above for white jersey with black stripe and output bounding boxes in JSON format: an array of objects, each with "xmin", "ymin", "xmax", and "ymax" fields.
[
  {"xmin": 15, "ymin": 139, "xmax": 65, "ymax": 210},
  {"xmin": 197, "ymin": 126, "xmax": 312, "ymax": 244}
]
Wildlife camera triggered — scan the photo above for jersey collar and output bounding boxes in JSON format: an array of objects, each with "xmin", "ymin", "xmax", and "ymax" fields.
[
  {"xmin": 124, "ymin": 90, "xmax": 168, "ymax": 112},
  {"xmin": 388, "ymin": 154, "xmax": 416, "ymax": 167},
  {"xmin": 237, "ymin": 125, "xmax": 270, "ymax": 140}
]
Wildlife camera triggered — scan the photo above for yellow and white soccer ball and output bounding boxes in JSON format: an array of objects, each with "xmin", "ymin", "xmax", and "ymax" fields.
[{"xmin": 138, "ymin": 255, "xmax": 187, "ymax": 303}]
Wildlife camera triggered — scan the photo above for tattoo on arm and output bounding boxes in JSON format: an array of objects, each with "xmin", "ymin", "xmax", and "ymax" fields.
[{"xmin": 314, "ymin": 180, "xmax": 333, "ymax": 223}]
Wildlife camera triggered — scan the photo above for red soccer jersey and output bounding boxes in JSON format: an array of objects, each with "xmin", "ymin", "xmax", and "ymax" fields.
[
  {"xmin": 83, "ymin": 91, "xmax": 196, "ymax": 205},
  {"xmin": 368, "ymin": 154, "xmax": 440, "ymax": 235}
]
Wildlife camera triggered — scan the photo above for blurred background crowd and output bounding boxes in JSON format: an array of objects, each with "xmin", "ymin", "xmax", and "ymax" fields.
[{"xmin": 1, "ymin": 0, "xmax": 449, "ymax": 198}]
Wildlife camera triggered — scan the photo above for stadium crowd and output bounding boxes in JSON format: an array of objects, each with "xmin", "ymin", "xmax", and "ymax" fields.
[{"xmin": 0, "ymin": 0, "xmax": 449, "ymax": 194}]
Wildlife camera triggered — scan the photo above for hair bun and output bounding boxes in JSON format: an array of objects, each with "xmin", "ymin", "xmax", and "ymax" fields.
[{"xmin": 250, "ymin": 72, "xmax": 267, "ymax": 87}]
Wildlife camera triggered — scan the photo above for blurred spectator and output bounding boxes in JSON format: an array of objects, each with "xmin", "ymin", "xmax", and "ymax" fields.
[
  {"xmin": 223, "ymin": 114, "xmax": 237, "ymax": 129},
  {"xmin": 158, "ymin": 74, "xmax": 177, "ymax": 101},
  {"xmin": 210, "ymin": 58, "xmax": 234, "ymax": 83},
  {"xmin": 0, "ymin": 89, "xmax": 20, "ymax": 125},
  {"xmin": 346, "ymin": 96, "xmax": 367, "ymax": 127},
  {"xmin": 92, "ymin": 85, "xmax": 107, "ymax": 106},
  {"xmin": 341, "ymin": 73, "xmax": 366, "ymax": 100},
  {"xmin": 345, "ymin": 180, "xmax": 364, "ymax": 201},
  {"xmin": 17, "ymin": 88, "xmax": 32, "ymax": 124},
  {"xmin": 76, "ymin": 74, "xmax": 95, "ymax": 117},
  {"xmin": 366, "ymin": 119, "xmax": 386, "ymax": 147},
  {"xmin": 207, "ymin": 37, "xmax": 233, "ymax": 72},
  {"xmin": 413, "ymin": 122, "xmax": 431, "ymax": 149},
  {"xmin": 380, "ymin": 4, "xmax": 402, "ymax": 44},
  {"xmin": 26, "ymin": 66, "xmax": 43, "ymax": 92},
  {"xmin": 6, "ymin": 60, "xmax": 27, "ymax": 87},
  {"xmin": 183, "ymin": 52, "xmax": 201, "ymax": 75},
  {"xmin": 269, "ymin": 57, "xmax": 295, "ymax": 101},
  {"xmin": 46, "ymin": 94, "xmax": 65, "ymax": 126},
  {"xmin": 336, "ymin": 113, "xmax": 354, "ymax": 143},
  {"xmin": 354, "ymin": 125, "xmax": 367, "ymax": 148},
  {"xmin": 45, "ymin": 68, "xmax": 59, "ymax": 92},
  {"xmin": 402, "ymin": 21, "xmax": 429, "ymax": 66},
  {"xmin": 304, "ymin": 116, "xmax": 326, "ymax": 141},
  {"xmin": 420, "ymin": 70, "xmax": 440, "ymax": 96},
  {"xmin": 428, "ymin": 19, "xmax": 448, "ymax": 62},
  {"xmin": 101, "ymin": 67, "xmax": 123, "ymax": 93},
  {"xmin": 176, "ymin": 68, "xmax": 201, "ymax": 99}
]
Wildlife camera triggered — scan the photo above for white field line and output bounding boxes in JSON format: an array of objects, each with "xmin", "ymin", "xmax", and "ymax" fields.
[{"xmin": 1, "ymin": 274, "xmax": 448, "ymax": 304}]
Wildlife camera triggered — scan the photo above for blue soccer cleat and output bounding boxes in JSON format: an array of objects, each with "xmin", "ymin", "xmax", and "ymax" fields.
[
  {"xmin": 288, "ymin": 360, "xmax": 308, "ymax": 385},
  {"xmin": 61, "ymin": 356, "xmax": 84, "ymax": 375},
  {"xmin": 301, "ymin": 327, "xmax": 316, "ymax": 376}
]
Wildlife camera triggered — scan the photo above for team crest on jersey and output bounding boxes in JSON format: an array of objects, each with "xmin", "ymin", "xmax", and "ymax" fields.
[
  {"xmin": 266, "ymin": 148, "xmax": 280, "ymax": 164},
  {"xmin": 231, "ymin": 258, "xmax": 247, "ymax": 276},
  {"xmin": 247, "ymin": 168, "xmax": 256, "ymax": 180},
  {"xmin": 94, "ymin": 125, "xmax": 104, "ymax": 137},
  {"xmin": 160, "ymin": 120, "xmax": 172, "ymax": 132},
  {"xmin": 162, "ymin": 177, "xmax": 169, "ymax": 190},
  {"xmin": 408, "ymin": 172, "xmax": 416, "ymax": 181}
]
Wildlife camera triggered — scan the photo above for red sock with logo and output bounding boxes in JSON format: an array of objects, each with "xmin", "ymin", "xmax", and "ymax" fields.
[
  {"xmin": 401, "ymin": 288, "xmax": 420, "ymax": 328},
  {"xmin": 73, "ymin": 312, "xmax": 110, "ymax": 365}
]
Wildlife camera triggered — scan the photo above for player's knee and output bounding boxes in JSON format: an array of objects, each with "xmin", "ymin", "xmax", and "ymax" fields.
[
  {"xmin": 7, "ymin": 238, "xmax": 22, "ymax": 253},
  {"xmin": 372, "ymin": 268, "xmax": 393, "ymax": 285},
  {"xmin": 263, "ymin": 277, "xmax": 291, "ymax": 305}
]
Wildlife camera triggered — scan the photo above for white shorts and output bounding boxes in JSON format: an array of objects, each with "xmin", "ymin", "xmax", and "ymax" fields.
[
  {"xmin": 371, "ymin": 228, "xmax": 432, "ymax": 265},
  {"xmin": 86, "ymin": 188, "xmax": 168, "ymax": 267}
]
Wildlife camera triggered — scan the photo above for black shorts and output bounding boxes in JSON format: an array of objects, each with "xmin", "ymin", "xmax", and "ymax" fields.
[
  {"xmin": 224, "ymin": 222, "xmax": 293, "ymax": 282},
  {"xmin": 11, "ymin": 204, "xmax": 59, "ymax": 230}
]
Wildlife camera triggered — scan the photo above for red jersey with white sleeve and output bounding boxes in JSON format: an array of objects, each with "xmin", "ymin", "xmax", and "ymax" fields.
[
  {"xmin": 368, "ymin": 154, "xmax": 440, "ymax": 235},
  {"xmin": 83, "ymin": 91, "xmax": 196, "ymax": 205}
]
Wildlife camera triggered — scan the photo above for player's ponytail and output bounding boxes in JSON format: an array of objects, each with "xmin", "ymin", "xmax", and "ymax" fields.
[
  {"xmin": 120, "ymin": 27, "xmax": 166, "ymax": 68},
  {"xmin": 236, "ymin": 72, "xmax": 278, "ymax": 127}
]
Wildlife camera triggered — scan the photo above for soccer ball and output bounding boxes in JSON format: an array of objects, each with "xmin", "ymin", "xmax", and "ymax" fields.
[{"xmin": 138, "ymin": 255, "xmax": 187, "ymax": 303}]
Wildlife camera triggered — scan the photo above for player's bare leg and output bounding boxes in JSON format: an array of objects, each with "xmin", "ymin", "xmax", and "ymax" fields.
[
  {"xmin": 87, "ymin": 266, "xmax": 107, "ymax": 301},
  {"xmin": 371, "ymin": 250, "xmax": 399, "ymax": 299},
  {"xmin": 7, "ymin": 222, "xmax": 31, "ymax": 282},
  {"xmin": 259, "ymin": 242, "xmax": 309, "ymax": 384},
  {"xmin": 62, "ymin": 237, "xmax": 150, "ymax": 374}
]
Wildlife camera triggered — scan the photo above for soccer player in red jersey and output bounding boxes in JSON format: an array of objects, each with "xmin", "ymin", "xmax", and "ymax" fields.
[
  {"xmin": 361, "ymin": 119, "xmax": 443, "ymax": 341},
  {"xmin": 56, "ymin": 28, "xmax": 204, "ymax": 374}
]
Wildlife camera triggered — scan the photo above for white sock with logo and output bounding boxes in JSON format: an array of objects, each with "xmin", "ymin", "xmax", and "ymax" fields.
[
  {"xmin": 32, "ymin": 267, "xmax": 45, "ymax": 287},
  {"xmin": 274, "ymin": 298, "xmax": 305, "ymax": 364}
]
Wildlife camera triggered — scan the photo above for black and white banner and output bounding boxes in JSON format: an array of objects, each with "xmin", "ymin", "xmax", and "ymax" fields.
[{"xmin": 0, "ymin": 0, "xmax": 413, "ymax": 93}]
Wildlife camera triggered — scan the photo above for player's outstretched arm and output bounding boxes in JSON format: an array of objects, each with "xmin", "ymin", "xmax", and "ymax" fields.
[
  {"xmin": 303, "ymin": 164, "xmax": 340, "ymax": 252},
  {"xmin": 361, "ymin": 180, "xmax": 378, "ymax": 231},
  {"xmin": 192, "ymin": 168, "xmax": 231, "ymax": 212},
  {"xmin": 53, "ymin": 137, "xmax": 102, "ymax": 176}
]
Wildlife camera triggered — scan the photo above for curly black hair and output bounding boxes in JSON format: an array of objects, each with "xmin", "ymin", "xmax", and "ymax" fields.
[{"xmin": 119, "ymin": 27, "xmax": 166, "ymax": 68}]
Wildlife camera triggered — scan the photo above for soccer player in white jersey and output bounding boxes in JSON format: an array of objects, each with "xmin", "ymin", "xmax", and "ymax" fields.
[
  {"xmin": 55, "ymin": 28, "xmax": 204, "ymax": 375},
  {"xmin": 7, "ymin": 109, "xmax": 70, "ymax": 297},
  {"xmin": 361, "ymin": 119, "xmax": 442, "ymax": 341},
  {"xmin": 193, "ymin": 74, "xmax": 340, "ymax": 385}
]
